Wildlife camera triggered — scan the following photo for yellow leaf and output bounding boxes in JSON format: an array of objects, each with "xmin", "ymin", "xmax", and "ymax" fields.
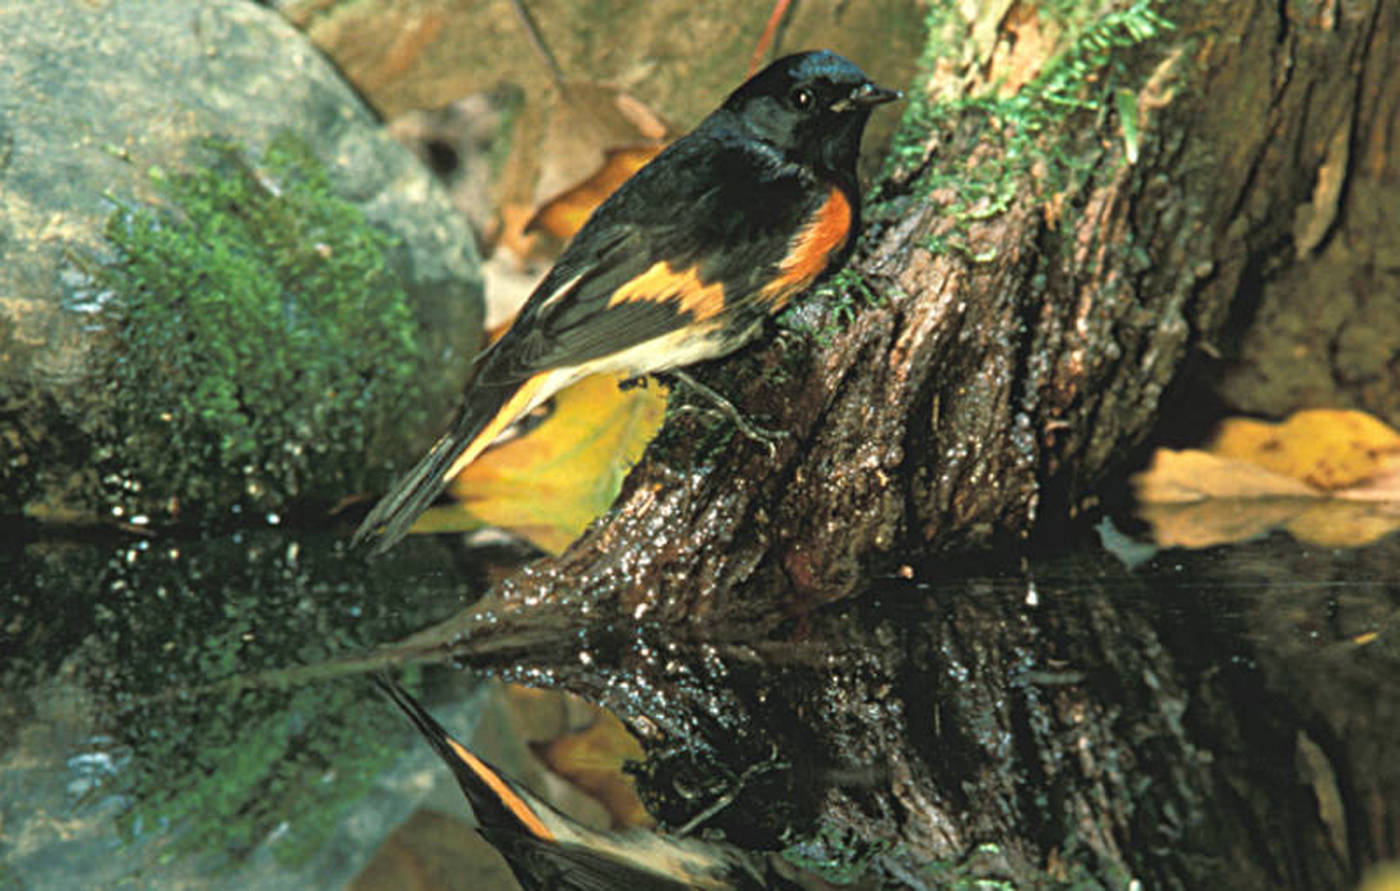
[
  {"xmin": 1360, "ymin": 862, "xmax": 1400, "ymax": 891},
  {"xmin": 410, "ymin": 85, "xmax": 670, "ymax": 554},
  {"xmin": 1209, "ymin": 409, "xmax": 1400, "ymax": 490},
  {"xmin": 412, "ymin": 373, "xmax": 666, "ymax": 554}
]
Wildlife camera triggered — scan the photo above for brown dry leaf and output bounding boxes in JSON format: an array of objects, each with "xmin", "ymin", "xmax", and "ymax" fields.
[
  {"xmin": 501, "ymin": 684, "xmax": 578, "ymax": 742},
  {"xmin": 410, "ymin": 372, "xmax": 666, "ymax": 554},
  {"xmin": 1209, "ymin": 408, "xmax": 1400, "ymax": 490},
  {"xmin": 492, "ymin": 201, "xmax": 544, "ymax": 266},
  {"xmin": 1133, "ymin": 409, "xmax": 1400, "ymax": 549},
  {"xmin": 536, "ymin": 81, "xmax": 668, "ymax": 199},
  {"xmin": 349, "ymin": 808, "xmax": 510, "ymax": 891},
  {"xmin": 486, "ymin": 79, "xmax": 669, "ymax": 293},
  {"xmin": 1336, "ymin": 462, "xmax": 1400, "ymax": 502},
  {"xmin": 489, "ymin": 685, "xmax": 632, "ymax": 834},
  {"xmin": 527, "ymin": 145, "xmax": 664, "ymax": 242},
  {"xmin": 531, "ymin": 711, "xmax": 653, "ymax": 830},
  {"xmin": 495, "ymin": 80, "xmax": 669, "ymax": 265}
]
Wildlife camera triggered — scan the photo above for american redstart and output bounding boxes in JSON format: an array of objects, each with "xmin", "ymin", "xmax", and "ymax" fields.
[{"xmin": 355, "ymin": 51, "xmax": 900, "ymax": 554}]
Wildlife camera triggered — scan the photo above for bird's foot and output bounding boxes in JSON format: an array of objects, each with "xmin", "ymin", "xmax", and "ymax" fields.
[{"xmin": 657, "ymin": 369, "xmax": 788, "ymax": 458}]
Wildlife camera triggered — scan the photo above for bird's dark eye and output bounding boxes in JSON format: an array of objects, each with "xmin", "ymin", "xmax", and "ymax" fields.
[{"xmin": 790, "ymin": 87, "xmax": 814, "ymax": 111}]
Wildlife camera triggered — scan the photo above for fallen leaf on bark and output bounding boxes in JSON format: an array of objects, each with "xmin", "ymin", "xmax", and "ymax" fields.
[{"xmin": 410, "ymin": 372, "xmax": 666, "ymax": 554}]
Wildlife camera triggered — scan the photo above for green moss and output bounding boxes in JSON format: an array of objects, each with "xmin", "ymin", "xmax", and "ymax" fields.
[
  {"xmin": 119, "ymin": 680, "xmax": 402, "ymax": 867},
  {"xmin": 780, "ymin": 822, "xmax": 892, "ymax": 884},
  {"xmin": 94, "ymin": 134, "xmax": 428, "ymax": 523}
]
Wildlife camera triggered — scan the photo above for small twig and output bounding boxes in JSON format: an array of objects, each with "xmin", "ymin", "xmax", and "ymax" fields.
[
  {"xmin": 509, "ymin": 0, "xmax": 567, "ymax": 87},
  {"xmin": 748, "ymin": 0, "xmax": 793, "ymax": 77},
  {"xmin": 674, "ymin": 744, "xmax": 788, "ymax": 836}
]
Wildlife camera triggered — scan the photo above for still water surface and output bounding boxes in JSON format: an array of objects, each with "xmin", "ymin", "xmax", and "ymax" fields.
[{"xmin": 1, "ymin": 525, "xmax": 1395, "ymax": 889}]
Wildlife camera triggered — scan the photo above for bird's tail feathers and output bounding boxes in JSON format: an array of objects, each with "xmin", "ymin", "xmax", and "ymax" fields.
[{"xmin": 352, "ymin": 376, "xmax": 549, "ymax": 554}]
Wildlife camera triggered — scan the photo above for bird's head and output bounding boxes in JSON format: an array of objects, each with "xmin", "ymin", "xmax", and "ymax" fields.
[{"xmin": 722, "ymin": 50, "xmax": 902, "ymax": 177}]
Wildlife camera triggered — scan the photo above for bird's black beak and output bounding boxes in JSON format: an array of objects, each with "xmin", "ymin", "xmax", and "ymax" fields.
[{"xmin": 830, "ymin": 81, "xmax": 903, "ymax": 112}]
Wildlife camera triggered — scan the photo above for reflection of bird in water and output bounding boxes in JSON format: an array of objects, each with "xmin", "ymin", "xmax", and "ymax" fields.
[{"xmin": 375, "ymin": 677, "xmax": 843, "ymax": 890}]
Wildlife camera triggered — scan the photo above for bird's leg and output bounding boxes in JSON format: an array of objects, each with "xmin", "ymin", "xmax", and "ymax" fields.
[{"xmin": 655, "ymin": 369, "xmax": 788, "ymax": 458}]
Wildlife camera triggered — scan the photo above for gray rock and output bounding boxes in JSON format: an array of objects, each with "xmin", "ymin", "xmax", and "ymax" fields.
[{"xmin": 0, "ymin": 0, "xmax": 483, "ymax": 519}]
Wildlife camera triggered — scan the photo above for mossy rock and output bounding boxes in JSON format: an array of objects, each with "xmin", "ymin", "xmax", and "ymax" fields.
[
  {"xmin": 91, "ymin": 136, "xmax": 440, "ymax": 519},
  {"xmin": 0, "ymin": 0, "xmax": 484, "ymax": 524}
]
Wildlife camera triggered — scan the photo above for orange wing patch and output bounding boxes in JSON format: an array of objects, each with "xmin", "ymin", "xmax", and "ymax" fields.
[
  {"xmin": 606, "ymin": 261, "xmax": 728, "ymax": 321},
  {"xmin": 760, "ymin": 187, "xmax": 852, "ymax": 308}
]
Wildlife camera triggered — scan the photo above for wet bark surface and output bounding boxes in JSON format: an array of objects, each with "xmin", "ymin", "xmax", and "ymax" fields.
[{"xmin": 363, "ymin": 0, "xmax": 1400, "ymax": 887}]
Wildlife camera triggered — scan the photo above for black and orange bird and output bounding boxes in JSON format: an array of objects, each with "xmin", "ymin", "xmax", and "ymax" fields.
[
  {"xmin": 354, "ymin": 51, "xmax": 900, "ymax": 554},
  {"xmin": 376, "ymin": 677, "xmax": 841, "ymax": 890}
]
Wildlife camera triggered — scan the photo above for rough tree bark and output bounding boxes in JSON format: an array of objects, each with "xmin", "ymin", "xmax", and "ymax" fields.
[{"xmin": 371, "ymin": 0, "xmax": 1397, "ymax": 887}]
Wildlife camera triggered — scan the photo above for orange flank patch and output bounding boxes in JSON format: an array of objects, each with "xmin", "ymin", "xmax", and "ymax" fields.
[
  {"xmin": 606, "ymin": 261, "xmax": 728, "ymax": 320},
  {"xmin": 761, "ymin": 186, "xmax": 852, "ymax": 306},
  {"xmin": 443, "ymin": 372, "xmax": 555, "ymax": 483},
  {"xmin": 445, "ymin": 736, "xmax": 556, "ymax": 842}
]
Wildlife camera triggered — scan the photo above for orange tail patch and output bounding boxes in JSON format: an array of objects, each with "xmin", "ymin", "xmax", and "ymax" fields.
[
  {"xmin": 445, "ymin": 736, "xmax": 556, "ymax": 842},
  {"xmin": 444, "ymin": 372, "xmax": 557, "ymax": 483}
]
